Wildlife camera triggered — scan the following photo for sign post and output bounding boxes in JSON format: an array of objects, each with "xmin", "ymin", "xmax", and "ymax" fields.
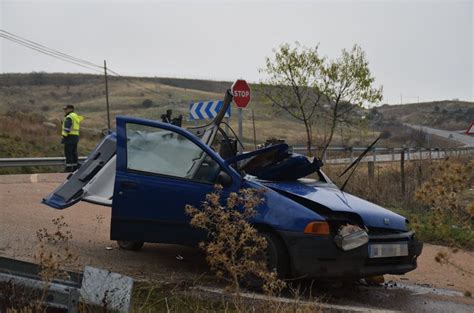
[
  {"xmin": 231, "ymin": 80, "xmax": 251, "ymax": 152},
  {"xmin": 238, "ymin": 108, "xmax": 243, "ymax": 148}
]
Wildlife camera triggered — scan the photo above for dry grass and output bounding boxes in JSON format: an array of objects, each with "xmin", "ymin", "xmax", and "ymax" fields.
[
  {"xmin": 132, "ymin": 280, "xmax": 322, "ymax": 313},
  {"xmin": 186, "ymin": 186, "xmax": 285, "ymax": 296},
  {"xmin": 323, "ymin": 156, "xmax": 474, "ymax": 248}
]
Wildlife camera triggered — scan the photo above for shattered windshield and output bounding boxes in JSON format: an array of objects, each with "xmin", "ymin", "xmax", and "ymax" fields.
[{"xmin": 126, "ymin": 124, "xmax": 220, "ymax": 183}]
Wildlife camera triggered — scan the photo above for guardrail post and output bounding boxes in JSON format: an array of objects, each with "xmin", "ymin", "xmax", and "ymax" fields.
[
  {"xmin": 372, "ymin": 147, "xmax": 376, "ymax": 163},
  {"xmin": 368, "ymin": 161, "xmax": 375, "ymax": 179},
  {"xmin": 400, "ymin": 149, "xmax": 406, "ymax": 198},
  {"xmin": 391, "ymin": 148, "xmax": 395, "ymax": 161},
  {"xmin": 407, "ymin": 148, "xmax": 411, "ymax": 161},
  {"xmin": 428, "ymin": 148, "xmax": 432, "ymax": 160}
]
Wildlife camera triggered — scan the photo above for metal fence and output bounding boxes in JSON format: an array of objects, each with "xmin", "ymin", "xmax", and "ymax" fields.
[
  {"xmin": 292, "ymin": 146, "xmax": 474, "ymax": 164},
  {"xmin": 0, "ymin": 256, "xmax": 133, "ymax": 312},
  {"xmin": 0, "ymin": 146, "xmax": 473, "ymax": 168},
  {"xmin": 0, "ymin": 156, "xmax": 87, "ymax": 168}
]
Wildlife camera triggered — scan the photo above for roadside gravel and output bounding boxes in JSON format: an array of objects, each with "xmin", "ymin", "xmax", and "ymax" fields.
[{"xmin": 0, "ymin": 173, "xmax": 473, "ymax": 294}]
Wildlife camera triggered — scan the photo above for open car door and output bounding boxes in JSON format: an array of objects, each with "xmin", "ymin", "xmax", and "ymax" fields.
[
  {"xmin": 110, "ymin": 116, "xmax": 241, "ymax": 245},
  {"xmin": 42, "ymin": 134, "xmax": 117, "ymax": 209},
  {"xmin": 42, "ymin": 89, "xmax": 234, "ymax": 211}
]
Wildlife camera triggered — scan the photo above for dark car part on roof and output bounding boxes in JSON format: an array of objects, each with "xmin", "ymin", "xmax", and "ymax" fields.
[{"xmin": 225, "ymin": 143, "xmax": 323, "ymax": 181}]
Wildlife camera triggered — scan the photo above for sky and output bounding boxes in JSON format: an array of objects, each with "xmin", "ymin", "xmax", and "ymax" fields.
[{"xmin": 0, "ymin": 0, "xmax": 472, "ymax": 104}]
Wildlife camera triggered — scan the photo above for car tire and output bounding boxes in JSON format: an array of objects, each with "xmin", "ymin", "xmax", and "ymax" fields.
[
  {"xmin": 261, "ymin": 232, "xmax": 289, "ymax": 279},
  {"xmin": 244, "ymin": 232, "xmax": 289, "ymax": 289},
  {"xmin": 117, "ymin": 240, "xmax": 144, "ymax": 251}
]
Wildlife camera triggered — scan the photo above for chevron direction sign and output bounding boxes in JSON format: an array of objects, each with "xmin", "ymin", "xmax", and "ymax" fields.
[{"xmin": 189, "ymin": 100, "xmax": 231, "ymax": 120}]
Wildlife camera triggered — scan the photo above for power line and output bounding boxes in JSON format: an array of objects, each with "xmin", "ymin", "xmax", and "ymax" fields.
[
  {"xmin": 107, "ymin": 68, "xmax": 162, "ymax": 96},
  {"xmin": 0, "ymin": 29, "xmax": 161, "ymax": 96},
  {"xmin": 0, "ymin": 32, "xmax": 103, "ymax": 73},
  {"xmin": 0, "ymin": 29, "xmax": 102, "ymax": 69}
]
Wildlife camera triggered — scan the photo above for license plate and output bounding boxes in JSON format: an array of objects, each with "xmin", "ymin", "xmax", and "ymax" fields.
[{"xmin": 369, "ymin": 243, "xmax": 408, "ymax": 258}]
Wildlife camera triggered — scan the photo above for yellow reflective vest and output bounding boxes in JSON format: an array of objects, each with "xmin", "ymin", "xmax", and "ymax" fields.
[{"xmin": 62, "ymin": 112, "xmax": 84, "ymax": 136}]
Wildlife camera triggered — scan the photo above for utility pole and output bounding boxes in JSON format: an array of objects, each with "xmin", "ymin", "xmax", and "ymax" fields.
[{"xmin": 104, "ymin": 60, "xmax": 111, "ymax": 130}]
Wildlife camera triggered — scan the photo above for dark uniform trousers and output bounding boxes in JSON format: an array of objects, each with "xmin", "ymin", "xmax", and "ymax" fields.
[{"xmin": 64, "ymin": 135, "xmax": 79, "ymax": 172}]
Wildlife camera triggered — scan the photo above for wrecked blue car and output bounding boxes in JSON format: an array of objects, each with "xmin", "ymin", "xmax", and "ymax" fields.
[{"xmin": 43, "ymin": 91, "xmax": 422, "ymax": 280}]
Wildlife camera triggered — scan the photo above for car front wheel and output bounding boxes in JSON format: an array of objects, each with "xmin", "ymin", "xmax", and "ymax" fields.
[
  {"xmin": 117, "ymin": 240, "xmax": 144, "ymax": 251},
  {"xmin": 261, "ymin": 232, "xmax": 289, "ymax": 279}
]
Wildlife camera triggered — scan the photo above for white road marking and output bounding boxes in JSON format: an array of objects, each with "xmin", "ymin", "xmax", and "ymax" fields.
[{"xmin": 29, "ymin": 174, "xmax": 38, "ymax": 183}]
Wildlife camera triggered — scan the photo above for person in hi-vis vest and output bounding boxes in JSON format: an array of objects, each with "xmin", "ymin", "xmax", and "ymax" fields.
[{"xmin": 61, "ymin": 105, "xmax": 84, "ymax": 172}]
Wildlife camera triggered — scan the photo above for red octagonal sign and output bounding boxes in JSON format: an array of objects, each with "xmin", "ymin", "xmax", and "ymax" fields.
[{"xmin": 231, "ymin": 79, "xmax": 251, "ymax": 108}]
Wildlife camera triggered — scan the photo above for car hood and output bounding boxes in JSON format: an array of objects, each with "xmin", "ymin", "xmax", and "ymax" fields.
[{"xmin": 261, "ymin": 179, "xmax": 407, "ymax": 231}]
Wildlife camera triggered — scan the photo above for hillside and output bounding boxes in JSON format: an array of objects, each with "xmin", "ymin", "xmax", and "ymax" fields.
[
  {"xmin": 0, "ymin": 73, "xmax": 466, "ymax": 162},
  {"xmin": 377, "ymin": 101, "xmax": 474, "ymax": 131},
  {"xmin": 0, "ymin": 73, "xmax": 345, "ymax": 159}
]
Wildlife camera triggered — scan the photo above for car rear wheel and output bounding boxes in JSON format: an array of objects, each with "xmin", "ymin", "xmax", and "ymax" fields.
[{"xmin": 117, "ymin": 240, "xmax": 144, "ymax": 251}]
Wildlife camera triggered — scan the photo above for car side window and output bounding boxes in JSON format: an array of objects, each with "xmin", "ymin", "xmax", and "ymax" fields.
[{"xmin": 126, "ymin": 123, "xmax": 221, "ymax": 184}]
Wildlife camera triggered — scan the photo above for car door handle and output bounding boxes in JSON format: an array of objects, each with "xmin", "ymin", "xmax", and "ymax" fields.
[{"xmin": 121, "ymin": 181, "xmax": 138, "ymax": 190}]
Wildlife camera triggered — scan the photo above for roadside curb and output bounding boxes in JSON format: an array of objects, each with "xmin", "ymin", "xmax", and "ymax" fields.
[{"xmin": 193, "ymin": 286, "xmax": 402, "ymax": 313}]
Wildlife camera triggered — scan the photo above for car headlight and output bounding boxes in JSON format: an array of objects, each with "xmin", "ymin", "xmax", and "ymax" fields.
[{"xmin": 334, "ymin": 224, "xmax": 368, "ymax": 251}]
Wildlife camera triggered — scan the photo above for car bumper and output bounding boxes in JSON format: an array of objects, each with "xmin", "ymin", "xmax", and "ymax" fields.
[{"xmin": 278, "ymin": 230, "xmax": 423, "ymax": 279}]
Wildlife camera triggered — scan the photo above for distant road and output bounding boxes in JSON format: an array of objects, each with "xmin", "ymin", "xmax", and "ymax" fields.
[{"xmin": 405, "ymin": 124, "xmax": 474, "ymax": 147}]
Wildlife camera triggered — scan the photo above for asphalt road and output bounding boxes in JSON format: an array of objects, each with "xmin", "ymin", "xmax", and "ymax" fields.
[
  {"xmin": 405, "ymin": 124, "xmax": 474, "ymax": 147},
  {"xmin": 1, "ymin": 173, "xmax": 473, "ymax": 312}
]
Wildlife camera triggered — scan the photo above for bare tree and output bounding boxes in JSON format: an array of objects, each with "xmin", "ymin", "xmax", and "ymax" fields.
[
  {"xmin": 319, "ymin": 45, "xmax": 383, "ymax": 158},
  {"xmin": 260, "ymin": 42, "xmax": 324, "ymax": 155},
  {"xmin": 261, "ymin": 43, "xmax": 382, "ymax": 158}
]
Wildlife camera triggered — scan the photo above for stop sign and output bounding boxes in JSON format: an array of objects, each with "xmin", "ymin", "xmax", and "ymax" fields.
[{"xmin": 231, "ymin": 79, "xmax": 251, "ymax": 108}]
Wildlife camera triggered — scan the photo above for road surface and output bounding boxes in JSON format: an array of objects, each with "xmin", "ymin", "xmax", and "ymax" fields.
[
  {"xmin": 405, "ymin": 124, "xmax": 474, "ymax": 147},
  {"xmin": 1, "ymin": 173, "xmax": 473, "ymax": 312}
]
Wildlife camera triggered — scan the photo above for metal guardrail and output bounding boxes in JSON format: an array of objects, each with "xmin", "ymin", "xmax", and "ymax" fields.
[
  {"xmin": 0, "ymin": 156, "xmax": 87, "ymax": 167},
  {"xmin": 0, "ymin": 256, "xmax": 81, "ymax": 311},
  {"xmin": 292, "ymin": 146, "xmax": 474, "ymax": 164},
  {"xmin": 0, "ymin": 146, "xmax": 473, "ymax": 168},
  {"xmin": 292, "ymin": 145, "xmax": 474, "ymax": 154},
  {"xmin": 0, "ymin": 256, "xmax": 133, "ymax": 312}
]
